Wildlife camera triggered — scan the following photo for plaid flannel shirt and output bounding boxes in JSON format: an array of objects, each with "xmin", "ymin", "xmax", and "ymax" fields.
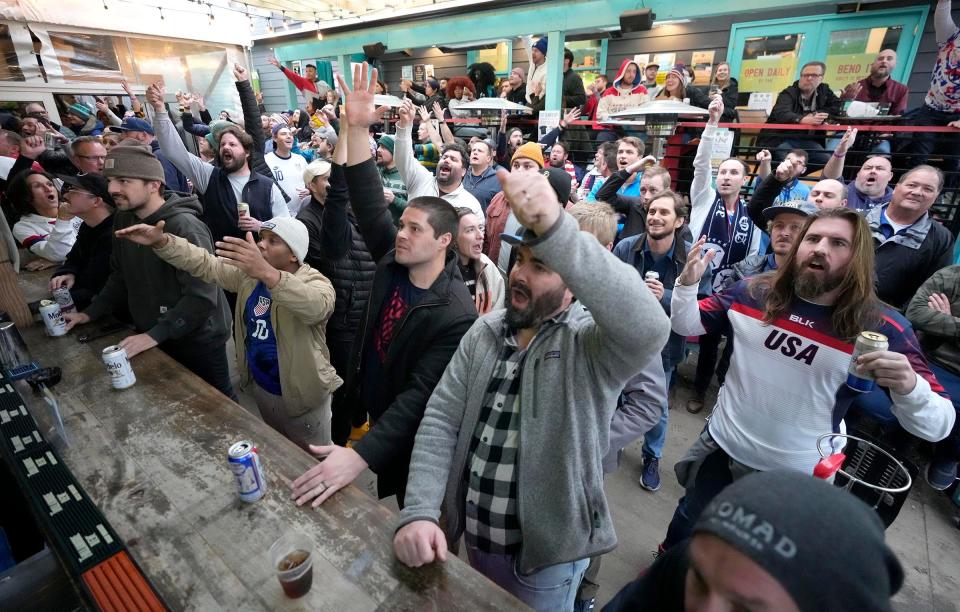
[{"xmin": 464, "ymin": 326, "xmax": 527, "ymax": 554}]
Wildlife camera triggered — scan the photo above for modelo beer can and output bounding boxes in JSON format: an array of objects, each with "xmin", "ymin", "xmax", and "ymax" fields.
[
  {"xmin": 846, "ymin": 331, "xmax": 888, "ymax": 392},
  {"xmin": 102, "ymin": 345, "xmax": 136, "ymax": 389},
  {"xmin": 228, "ymin": 440, "xmax": 266, "ymax": 502},
  {"xmin": 39, "ymin": 300, "xmax": 67, "ymax": 337},
  {"xmin": 645, "ymin": 271, "xmax": 660, "ymax": 281},
  {"xmin": 52, "ymin": 286, "xmax": 75, "ymax": 313}
]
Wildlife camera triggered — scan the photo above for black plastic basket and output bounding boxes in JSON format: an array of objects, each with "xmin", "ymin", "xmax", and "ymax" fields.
[{"xmin": 817, "ymin": 432, "xmax": 917, "ymax": 528}]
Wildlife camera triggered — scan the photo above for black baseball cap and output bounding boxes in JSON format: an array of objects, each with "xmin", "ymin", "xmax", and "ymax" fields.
[{"xmin": 58, "ymin": 173, "xmax": 115, "ymax": 207}]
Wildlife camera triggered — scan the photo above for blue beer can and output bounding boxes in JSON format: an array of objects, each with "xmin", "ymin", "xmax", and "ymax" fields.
[{"xmin": 228, "ymin": 440, "xmax": 267, "ymax": 502}]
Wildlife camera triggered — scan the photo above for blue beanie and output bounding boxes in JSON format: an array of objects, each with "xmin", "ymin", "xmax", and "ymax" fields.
[{"xmin": 533, "ymin": 37, "xmax": 548, "ymax": 55}]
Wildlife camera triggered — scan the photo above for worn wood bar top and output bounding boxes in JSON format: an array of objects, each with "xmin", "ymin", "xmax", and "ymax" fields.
[{"xmin": 13, "ymin": 270, "xmax": 527, "ymax": 611}]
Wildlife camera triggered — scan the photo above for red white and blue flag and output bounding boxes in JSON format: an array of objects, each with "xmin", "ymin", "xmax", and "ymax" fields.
[{"xmin": 253, "ymin": 296, "xmax": 271, "ymax": 317}]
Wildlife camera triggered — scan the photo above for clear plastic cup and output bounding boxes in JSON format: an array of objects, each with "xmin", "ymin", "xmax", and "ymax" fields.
[{"xmin": 269, "ymin": 532, "xmax": 314, "ymax": 599}]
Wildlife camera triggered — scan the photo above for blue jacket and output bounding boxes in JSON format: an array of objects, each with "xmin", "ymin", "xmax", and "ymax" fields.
[
  {"xmin": 462, "ymin": 166, "xmax": 500, "ymax": 213},
  {"xmin": 614, "ymin": 233, "xmax": 712, "ymax": 370}
]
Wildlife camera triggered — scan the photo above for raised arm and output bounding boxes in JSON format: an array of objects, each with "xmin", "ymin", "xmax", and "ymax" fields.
[
  {"xmin": 690, "ymin": 97, "xmax": 723, "ymax": 210},
  {"xmin": 417, "ymin": 104, "xmax": 444, "ymax": 150},
  {"xmin": 233, "ymin": 63, "xmax": 266, "ymax": 166},
  {"xmin": 121, "ymin": 79, "xmax": 142, "ymax": 116},
  {"xmin": 823, "ymin": 127, "xmax": 856, "ymax": 180},
  {"xmin": 394, "ymin": 99, "xmax": 435, "ymax": 198},
  {"xmin": 319, "ymin": 131, "xmax": 353, "ymax": 262},
  {"xmin": 147, "ymin": 82, "xmax": 214, "ymax": 194},
  {"xmin": 432, "ymin": 101, "xmax": 456, "ymax": 145},
  {"xmin": 936, "ymin": 0, "xmax": 957, "ymax": 45},
  {"xmin": 341, "ymin": 64, "xmax": 399, "ymax": 261}
]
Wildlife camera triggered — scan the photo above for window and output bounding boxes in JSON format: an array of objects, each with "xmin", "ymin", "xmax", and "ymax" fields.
[
  {"xmin": 739, "ymin": 34, "xmax": 805, "ymax": 95},
  {"xmin": 825, "ymin": 27, "xmax": 901, "ymax": 89},
  {"xmin": 0, "ymin": 24, "xmax": 24, "ymax": 82},
  {"xmin": 727, "ymin": 7, "xmax": 927, "ymax": 96},
  {"xmin": 567, "ymin": 39, "xmax": 608, "ymax": 89},
  {"xmin": 469, "ymin": 42, "xmax": 512, "ymax": 77}
]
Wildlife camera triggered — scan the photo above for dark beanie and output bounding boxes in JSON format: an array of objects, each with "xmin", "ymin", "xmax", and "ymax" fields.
[
  {"xmin": 103, "ymin": 143, "xmax": 165, "ymax": 183},
  {"xmin": 693, "ymin": 471, "xmax": 904, "ymax": 612}
]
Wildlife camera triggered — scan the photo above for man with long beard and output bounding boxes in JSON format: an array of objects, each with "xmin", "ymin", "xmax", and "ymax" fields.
[
  {"xmin": 393, "ymin": 166, "xmax": 669, "ymax": 611},
  {"xmin": 659, "ymin": 206, "xmax": 956, "ymax": 552}
]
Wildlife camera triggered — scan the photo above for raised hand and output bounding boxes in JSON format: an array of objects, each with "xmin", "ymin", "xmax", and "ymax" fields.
[
  {"xmin": 707, "ymin": 95, "xmax": 723, "ymax": 125},
  {"xmin": 20, "ymin": 135, "xmax": 45, "ymax": 160},
  {"xmin": 115, "ymin": 220, "xmax": 168, "ymax": 247},
  {"xmin": 232, "ymin": 62, "xmax": 248, "ymax": 83},
  {"xmin": 833, "ymin": 126, "xmax": 858, "ymax": 157},
  {"xmin": 335, "ymin": 62, "xmax": 389, "ymax": 129},
  {"xmin": 267, "ymin": 56, "xmax": 281, "ymax": 69},
  {"xmin": 678, "ymin": 236, "xmax": 717, "ymax": 286},
  {"xmin": 397, "ymin": 98, "xmax": 416, "ymax": 129},
  {"xmin": 626, "ymin": 155, "xmax": 657, "ymax": 174},
  {"xmin": 774, "ymin": 157, "xmax": 802, "ymax": 182},
  {"xmin": 145, "ymin": 82, "xmax": 166, "ymax": 112},
  {"xmin": 416, "ymin": 104, "xmax": 431, "ymax": 123},
  {"xmin": 561, "ymin": 106, "xmax": 581, "ymax": 127},
  {"xmin": 432, "ymin": 100, "xmax": 444, "ymax": 121},
  {"xmin": 120, "ymin": 79, "xmax": 136, "ymax": 97},
  {"xmin": 496, "ymin": 168, "xmax": 561, "ymax": 236},
  {"xmin": 215, "ymin": 233, "xmax": 275, "ymax": 281},
  {"xmin": 755, "ymin": 149, "xmax": 772, "ymax": 164}
]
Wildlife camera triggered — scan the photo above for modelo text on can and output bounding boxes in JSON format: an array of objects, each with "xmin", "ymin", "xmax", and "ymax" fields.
[
  {"xmin": 102, "ymin": 345, "xmax": 136, "ymax": 389},
  {"xmin": 39, "ymin": 300, "xmax": 67, "ymax": 337},
  {"xmin": 228, "ymin": 440, "xmax": 266, "ymax": 502},
  {"xmin": 846, "ymin": 331, "xmax": 888, "ymax": 392}
]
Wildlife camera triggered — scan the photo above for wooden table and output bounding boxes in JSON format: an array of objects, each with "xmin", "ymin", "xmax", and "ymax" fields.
[{"xmin": 12, "ymin": 270, "xmax": 526, "ymax": 611}]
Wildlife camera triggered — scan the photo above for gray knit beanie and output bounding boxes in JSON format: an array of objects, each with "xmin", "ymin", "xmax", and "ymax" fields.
[
  {"xmin": 694, "ymin": 470, "xmax": 904, "ymax": 612},
  {"xmin": 103, "ymin": 142, "xmax": 165, "ymax": 183}
]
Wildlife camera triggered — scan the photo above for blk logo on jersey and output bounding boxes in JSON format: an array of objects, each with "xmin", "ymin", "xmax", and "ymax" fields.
[
  {"xmin": 763, "ymin": 330, "xmax": 819, "ymax": 365},
  {"xmin": 253, "ymin": 296, "xmax": 271, "ymax": 317},
  {"xmin": 788, "ymin": 314, "xmax": 815, "ymax": 328}
]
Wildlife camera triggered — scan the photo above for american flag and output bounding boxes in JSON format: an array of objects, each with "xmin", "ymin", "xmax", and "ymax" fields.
[{"xmin": 253, "ymin": 296, "xmax": 271, "ymax": 317}]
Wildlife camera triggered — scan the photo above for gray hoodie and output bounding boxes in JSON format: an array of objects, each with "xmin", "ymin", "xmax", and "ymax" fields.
[
  {"xmin": 398, "ymin": 212, "xmax": 670, "ymax": 574},
  {"xmin": 84, "ymin": 192, "xmax": 230, "ymax": 348}
]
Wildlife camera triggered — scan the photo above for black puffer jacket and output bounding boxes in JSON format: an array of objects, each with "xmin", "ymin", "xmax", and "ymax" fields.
[{"xmin": 297, "ymin": 164, "xmax": 376, "ymax": 342}]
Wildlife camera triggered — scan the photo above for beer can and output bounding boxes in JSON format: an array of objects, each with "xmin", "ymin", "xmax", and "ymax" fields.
[
  {"xmin": 44, "ymin": 131, "xmax": 56, "ymax": 151},
  {"xmin": 228, "ymin": 440, "xmax": 266, "ymax": 503},
  {"xmin": 102, "ymin": 345, "xmax": 136, "ymax": 389},
  {"xmin": 645, "ymin": 271, "xmax": 660, "ymax": 281},
  {"xmin": 39, "ymin": 300, "xmax": 67, "ymax": 337},
  {"xmin": 846, "ymin": 331, "xmax": 888, "ymax": 392},
  {"xmin": 52, "ymin": 286, "xmax": 75, "ymax": 313},
  {"xmin": 237, "ymin": 202, "xmax": 250, "ymax": 216}
]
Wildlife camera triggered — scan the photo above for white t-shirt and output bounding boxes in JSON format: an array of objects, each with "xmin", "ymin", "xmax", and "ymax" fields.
[{"xmin": 264, "ymin": 151, "xmax": 308, "ymax": 215}]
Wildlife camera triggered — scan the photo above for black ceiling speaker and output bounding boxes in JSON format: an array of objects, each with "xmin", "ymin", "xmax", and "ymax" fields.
[
  {"xmin": 363, "ymin": 42, "xmax": 387, "ymax": 58},
  {"xmin": 619, "ymin": 9, "xmax": 655, "ymax": 33}
]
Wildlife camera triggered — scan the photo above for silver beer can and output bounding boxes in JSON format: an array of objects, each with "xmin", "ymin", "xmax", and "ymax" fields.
[
  {"xmin": 52, "ymin": 286, "xmax": 75, "ymax": 313},
  {"xmin": 102, "ymin": 345, "xmax": 136, "ymax": 389},
  {"xmin": 644, "ymin": 271, "xmax": 660, "ymax": 281},
  {"xmin": 846, "ymin": 331, "xmax": 888, "ymax": 393},
  {"xmin": 237, "ymin": 202, "xmax": 250, "ymax": 216},
  {"xmin": 39, "ymin": 300, "xmax": 67, "ymax": 337}
]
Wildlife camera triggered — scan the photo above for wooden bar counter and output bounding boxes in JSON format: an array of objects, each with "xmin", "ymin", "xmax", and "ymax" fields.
[{"xmin": 11, "ymin": 270, "xmax": 527, "ymax": 611}]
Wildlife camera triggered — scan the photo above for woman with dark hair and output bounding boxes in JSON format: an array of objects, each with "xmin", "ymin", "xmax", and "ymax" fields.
[
  {"xmin": 467, "ymin": 62, "xmax": 497, "ymax": 98},
  {"xmin": 454, "ymin": 207, "xmax": 503, "ymax": 315},
  {"xmin": 5, "ymin": 170, "xmax": 79, "ymax": 267}
]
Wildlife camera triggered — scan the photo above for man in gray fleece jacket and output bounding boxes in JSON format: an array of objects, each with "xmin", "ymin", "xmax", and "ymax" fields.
[{"xmin": 393, "ymin": 168, "xmax": 670, "ymax": 611}]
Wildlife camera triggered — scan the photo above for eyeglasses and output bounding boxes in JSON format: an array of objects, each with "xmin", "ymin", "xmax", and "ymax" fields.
[
  {"xmin": 76, "ymin": 155, "xmax": 107, "ymax": 162},
  {"xmin": 800, "ymin": 73, "xmax": 824, "ymax": 79}
]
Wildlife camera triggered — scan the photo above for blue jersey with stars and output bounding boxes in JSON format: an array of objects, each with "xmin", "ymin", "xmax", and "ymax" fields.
[{"xmin": 244, "ymin": 282, "xmax": 281, "ymax": 395}]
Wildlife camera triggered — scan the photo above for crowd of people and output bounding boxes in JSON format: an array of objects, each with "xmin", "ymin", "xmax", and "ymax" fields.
[{"xmin": 0, "ymin": 2, "xmax": 959, "ymax": 609}]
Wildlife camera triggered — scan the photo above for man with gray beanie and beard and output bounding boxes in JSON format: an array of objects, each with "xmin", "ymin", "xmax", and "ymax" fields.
[
  {"xmin": 63, "ymin": 143, "xmax": 235, "ymax": 400},
  {"xmin": 113, "ymin": 214, "xmax": 341, "ymax": 450},
  {"xmin": 604, "ymin": 470, "xmax": 905, "ymax": 612}
]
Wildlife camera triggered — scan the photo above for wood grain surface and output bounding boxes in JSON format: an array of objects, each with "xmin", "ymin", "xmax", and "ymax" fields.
[{"xmin": 14, "ymin": 270, "xmax": 527, "ymax": 611}]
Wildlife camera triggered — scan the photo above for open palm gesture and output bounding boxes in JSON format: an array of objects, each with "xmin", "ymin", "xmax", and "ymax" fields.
[{"xmin": 335, "ymin": 63, "xmax": 389, "ymax": 129}]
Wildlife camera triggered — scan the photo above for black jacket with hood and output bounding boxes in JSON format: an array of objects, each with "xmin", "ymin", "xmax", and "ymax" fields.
[
  {"xmin": 342, "ymin": 158, "xmax": 477, "ymax": 504},
  {"xmin": 83, "ymin": 192, "xmax": 230, "ymax": 349}
]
